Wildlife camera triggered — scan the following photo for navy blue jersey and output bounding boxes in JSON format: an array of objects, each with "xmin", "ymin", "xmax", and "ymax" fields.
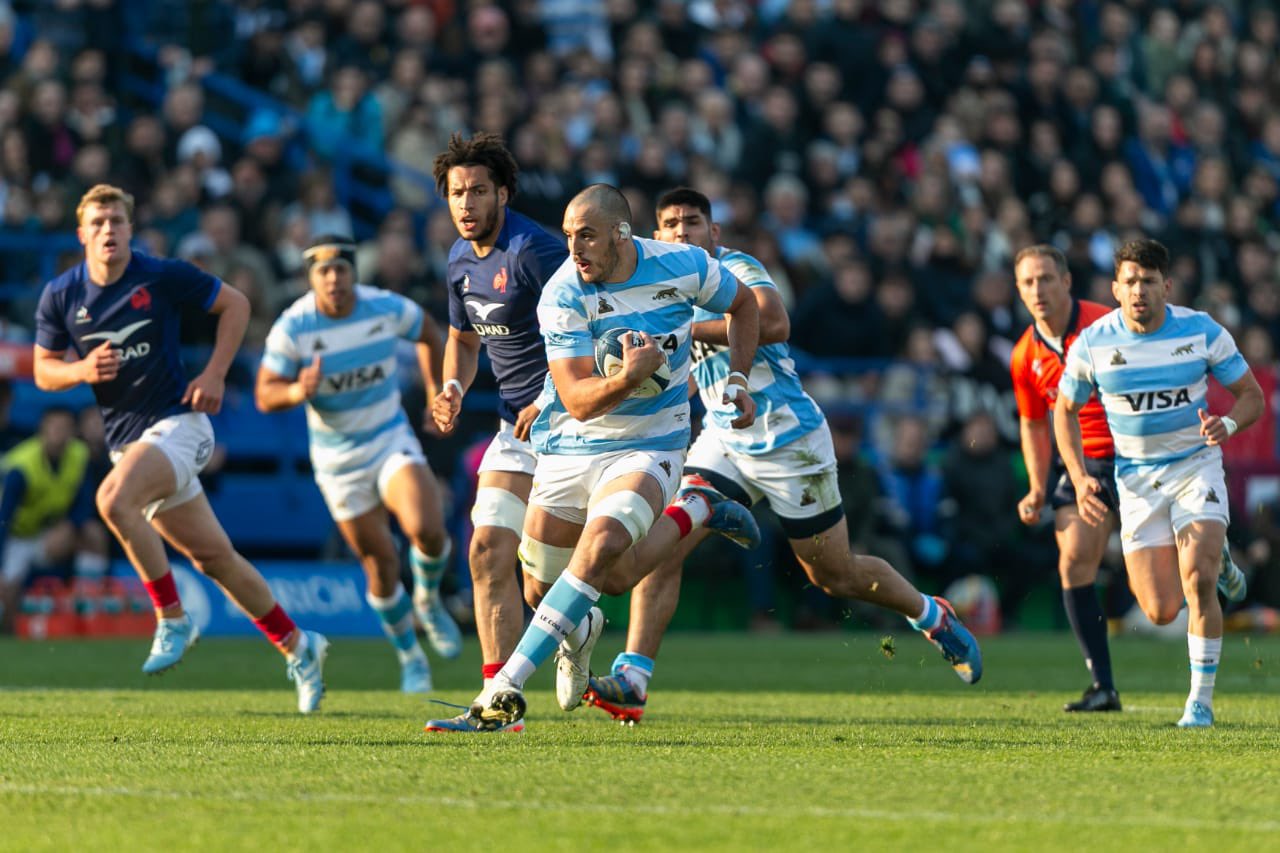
[
  {"xmin": 35, "ymin": 253, "xmax": 222, "ymax": 450},
  {"xmin": 447, "ymin": 207, "xmax": 566, "ymax": 423}
]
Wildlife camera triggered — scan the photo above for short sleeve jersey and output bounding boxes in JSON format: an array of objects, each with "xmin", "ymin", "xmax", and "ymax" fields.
[
  {"xmin": 1059, "ymin": 305, "xmax": 1249, "ymax": 472},
  {"xmin": 446, "ymin": 208, "xmax": 567, "ymax": 423},
  {"xmin": 262, "ymin": 285, "xmax": 423, "ymax": 477},
  {"xmin": 1009, "ymin": 299, "xmax": 1114, "ymax": 459},
  {"xmin": 531, "ymin": 237, "xmax": 739, "ymax": 455},
  {"xmin": 35, "ymin": 253, "xmax": 221, "ymax": 450}
]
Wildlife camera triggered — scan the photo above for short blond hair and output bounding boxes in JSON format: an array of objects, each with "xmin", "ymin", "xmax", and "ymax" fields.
[{"xmin": 76, "ymin": 184, "xmax": 135, "ymax": 224}]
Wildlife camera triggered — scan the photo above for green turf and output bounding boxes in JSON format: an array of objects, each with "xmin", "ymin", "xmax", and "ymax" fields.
[{"xmin": 1, "ymin": 631, "xmax": 1278, "ymax": 852}]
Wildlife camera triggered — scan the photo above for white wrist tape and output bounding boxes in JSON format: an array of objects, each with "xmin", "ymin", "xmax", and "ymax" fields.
[
  {"xmin": 1221, "ymin": 415, "xmax": 1238, "ymax": 436},
  {"xmin": 444, "ymin": 379, "xmax": 464, "ymax": 398}
]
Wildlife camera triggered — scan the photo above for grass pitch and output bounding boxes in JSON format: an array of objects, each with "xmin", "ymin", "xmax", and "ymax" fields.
[{"xmin": 1, "ymin": 631, "xmax": 1278, "ymax": 852}]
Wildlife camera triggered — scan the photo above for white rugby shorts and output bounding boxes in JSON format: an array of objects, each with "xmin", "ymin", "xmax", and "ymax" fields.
[
  {"xmin": 1115, "ymin": 447, "xmax": 1229, "ymax": 554},
  {"xmin": 314, "ymin": 422, "xmax": 428, "ymax": 522},
  {"xmin": 112, "ymin": 412, "xmax": 215, "ymax": 521},
  {"xmin": 529, "ymin": 447, "xmax": 685, "ymax": 527}
]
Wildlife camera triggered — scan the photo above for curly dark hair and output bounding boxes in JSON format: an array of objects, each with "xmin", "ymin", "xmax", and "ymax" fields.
[
  {"xmin": 430, "ymin": 132, "xmax": 518, "ymax": 199},
  {"xmin": 1114, "ymin": 238, "xmax": 1170, "ymax": 278}
]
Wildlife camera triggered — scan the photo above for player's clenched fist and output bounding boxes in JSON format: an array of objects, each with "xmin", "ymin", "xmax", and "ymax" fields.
[
  {"xmin": 297, "ymin": 354, "xmax": 322, "ymax": 401},
  {"xmin": 432, "ymin": 380, "xmax": 462, "ymax": 434},
  {"xmin": 80, "ymin": 341, "xmax": 119, "ymax": 383}
]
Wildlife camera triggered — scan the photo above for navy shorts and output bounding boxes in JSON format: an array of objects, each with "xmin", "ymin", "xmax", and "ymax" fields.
[{"xmin": 1049, "ymin": 455, "xmax": 1120, "ymax": 515}]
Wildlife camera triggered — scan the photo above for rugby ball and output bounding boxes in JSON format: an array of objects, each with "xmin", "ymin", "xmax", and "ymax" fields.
[{"xmin": 594, "ymin": 327, "xmax": 672, "ymax": 399}]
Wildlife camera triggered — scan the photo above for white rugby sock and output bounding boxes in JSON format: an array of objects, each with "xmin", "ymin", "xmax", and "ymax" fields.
[{"xmin": 1187, "ymin": 633, "xmax": 1221, "ymax": 709}]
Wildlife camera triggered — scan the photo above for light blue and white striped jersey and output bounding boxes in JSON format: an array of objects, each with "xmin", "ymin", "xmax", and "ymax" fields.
[
  {"xmin": 262, "ymin": 285, "xmax": 424, "ymax": 476},
  {"xmin": 531, "ymin": 237, "xmax": 739, "ymax": 455},
  {"xmin": 1059, "ymin": 305, "xmax": 1248, "ymax": 473},
  {"xmin": 689, "ymin": 246, "xmax": 825, "ymax": 455}
]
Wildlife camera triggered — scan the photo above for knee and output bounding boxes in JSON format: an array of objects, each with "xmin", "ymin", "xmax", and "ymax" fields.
[
  {"xmin": 1142, "ymin": 599, "xmax": 1184, "ymax": 626},
  {"xmin": 95, "ymin": 479, "xmax": 128, "ymax": 528},
  {"xmin": 411, "ymin": 528, "xmax": 447, "ymax": 560},
  {"xmin": 470, "ymin": 529, "xmax": 515, "ymax": 578}
]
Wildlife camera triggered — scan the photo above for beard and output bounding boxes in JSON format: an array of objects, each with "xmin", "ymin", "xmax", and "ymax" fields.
[
  {"xmin": 469, "ymin": 206, "xmax": 501, "ymax": 243},
  {"xmin": 590, "ymin": 241, "xmax": 620, "ymax": 283}
]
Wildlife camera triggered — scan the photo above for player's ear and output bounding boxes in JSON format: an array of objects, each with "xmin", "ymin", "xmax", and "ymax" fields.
[
  {"xmin": 711, "ymin": 222, "xmax": 720, "ymax": 244},
  {"xmin": 618, "ymin": 222, "xmax": 632, "ymax": 241},
  {"xmin": 497, "ymin": 185, "xmax": 509, "ymax": 207}
]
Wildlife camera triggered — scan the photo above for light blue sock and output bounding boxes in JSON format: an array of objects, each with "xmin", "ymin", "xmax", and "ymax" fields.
[
  {"xmin": 612, "ymin": 651, "xmax": 654, "ymax": 695},
  {"xmin": 499, "ymin": 573, "xmax": 600, "ymax": 690},
  {"xmin": 908, "ymin": 594, "xmax": 942, "ymax": 632},
  {"xmin": 410, "ymin": 540, "xmax": 451, "ymax": 600},
  {"xmin": 367, "ymin": 588, "xmax": 421, "ymax": 661}
]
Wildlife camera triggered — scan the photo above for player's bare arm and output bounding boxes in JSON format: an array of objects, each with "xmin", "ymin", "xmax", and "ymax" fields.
[
  {"xmin": 432, "ymin": 326, "xmax": 481, "ymax": 434},
  {"xmin": 693, "ymin": 284, "xmax": 789, "ymax": 347},
  {"xmin": 415, "ymin": 311, "xmax": 446, "ymax": 404},
  {"xmin": 182, "ymin": 284, "xmax": 249, "ymax": 415},
  {"xmin": 1018, "ymin": 415, "xmax": 1053, "ymax": 525},
  {"xmin": 512, "ymin": 401, "xmax": 540, "ymax": 442},
  {"xmin": 1053, "ymin": 394, "xmax": 1108, "ymax": 526},
  {"xmin": 1199, "ymin": 370, "xmax": 1264, "ymax": 446},
  {"xmin": 254, "ymin": 355, "xmax": 322, "ymax": 412},
  {"xmin": 549, "ymin": 332, "xmax": 664, "ymax": 421},
  {"xmin": 33, "ymin": 341, "xmax": 119, "ymax": 390},
  {"xmin": 722, "ymin": 281, "xmax": 759, "ymax": 429}
]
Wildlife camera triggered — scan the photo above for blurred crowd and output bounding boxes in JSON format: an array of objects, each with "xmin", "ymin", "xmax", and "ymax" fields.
[{"xmin": 0, "ymin": 0, "xmax": 1279, "ymax": 627}]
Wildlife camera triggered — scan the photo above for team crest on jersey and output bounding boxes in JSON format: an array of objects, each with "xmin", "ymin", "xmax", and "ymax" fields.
[
  {"xmin": 1110, "ymin": 350, "xmax": 1127, "ymax": 365},
  {"xmin": 130, "ymin": 286, "xmax": 152, "ymax": 311},
  {"xmin": 493, "ymin": 267, "xmax": 508, "ymax": 293},
  {"xmin": 597, "ymin": 296, "xmax": 614, "ymax": 314},
  {"xmin": 74, "ymin": 306, "xmax": 91, "ymax": 324}
]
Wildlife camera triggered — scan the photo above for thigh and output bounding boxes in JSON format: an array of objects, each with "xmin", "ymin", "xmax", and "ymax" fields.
[
  {"xmin": 528, "ymin": 453, "xmax": 594, "ymax": 527},
  {"xmin": 789, "ymin": 513, "xmax": 852, "ymax": 569},
  {"xmin": 103, "ymin": 441, "xmax": 179, "ymax": 509},
  {"xmin": 1175, "ymin": 519, "xmax": 1226, "ymax": 577},
  {"xmin": 1054, "ymin": 504, "xmax": 1113, "ymax": 570},
  {"xmin": 133, "ymin": 413, "xmax": 215, "ymax": 514},
  {"xmin": 1115, "ymin": 467, "xmax": 1174, "ymax": 555},
  {"xmin": 472, "ymin": 470, "xmax": 533, "ymax": 540},
  {"xmin": 334, "ymin": 505, "xmax": 398, "ymax": 567},
  {"xmin": 382, "ymin": 460, "xmax": 445, "ymax": 540},
  {"xmin": 1124, "ymin": 544, "xmax": 1182, "ymax": 607},
  {"xmin": 593, "ymin": 448, "xmax": 684, "ymax": 510},
  {"xmin": 150, "ymin": 492, "xmax": 236, "ymax": 562}
]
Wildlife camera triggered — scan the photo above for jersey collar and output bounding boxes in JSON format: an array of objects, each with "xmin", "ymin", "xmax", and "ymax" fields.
[{"xmin": 1031, "ymin": 298, "xmax": 1079, "ymax": 359}]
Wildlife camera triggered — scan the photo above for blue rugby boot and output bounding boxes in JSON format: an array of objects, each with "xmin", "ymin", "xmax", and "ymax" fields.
[
  {"xmin": 1176, "ymin": 699, "xmax": 1214, "ymax": 728},
  {"xmin": 401, "ymin": 655, "xmax": 433, "ymax": 694},
  {"xmin": 585, "ymin": 674, "xmax": 647, "ymax": 725},
  {"xmin": 287, "ymin": 630, "xmax": 329, "ymax": 714},
  {"xmin": 674, "ymin": 475, "xmax": 761, "ymax": 550},
  {"xmin": 424, "ymin": 706, "xmax": 525, "ymax": 733},
  {"xmin": 141, "ymin": 614, "xmax": 199, "ymax": 675},
  {"xmin": 920, "ymin": 597, "xmax": 983, "ymax": 685},
  {"xmin": 1217, "ymin": 544, "xmax": 1247, "ymax": 603}
]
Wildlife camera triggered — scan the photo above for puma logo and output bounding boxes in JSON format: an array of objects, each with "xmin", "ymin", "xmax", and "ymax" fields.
[
  {"xmin": 652, "ymin": 287, "xmax": 679, "ymax": 301},
  {"xmin": 1171, "ymin": 343, "xmax": 1195, "ymax": 356}
]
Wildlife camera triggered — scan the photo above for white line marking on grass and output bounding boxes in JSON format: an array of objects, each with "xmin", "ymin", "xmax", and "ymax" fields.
[{"xmin": 1, "ymin": 782, "xmax": 1277, "ymax": 833}]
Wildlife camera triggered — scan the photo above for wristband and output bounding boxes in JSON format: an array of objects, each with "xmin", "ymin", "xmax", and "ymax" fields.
[
  {"xmin": 1221, "ymin": 415, "xmax": 1238, "ymax": 436},
  {"xmin": 287, "ymin": 383, "xmax": 306, "ymax": 406},
  {"xmin": 726, "ymin": 371, "xmax": 749, "ymax": 389},
  {"xmin": 444, "ymin": 379, "xmax": 465, "ymax": 398}
]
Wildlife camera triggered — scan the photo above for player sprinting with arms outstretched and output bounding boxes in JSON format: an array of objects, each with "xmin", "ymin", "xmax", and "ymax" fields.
[
  {"xmin": 423, "ymin": 134, "xmax": 567, "ymax": 733},
  {"xmin": 469, "ymin": 184, "xmax": 762, "ymax": 730},
  {"xmin": 256, "ymin": 235, "xmax": 459, "ymax": 694},
  {"xmin": 583, "ymin": 187, "xmax": 983, "ymax": 723},
  {"xmin": 33, "ymin": 184, "xmax": 327, "ymax": 712},
  {"xmin": 1055, "ymin": 238, "xmax": 1261, "ymax": 727}
]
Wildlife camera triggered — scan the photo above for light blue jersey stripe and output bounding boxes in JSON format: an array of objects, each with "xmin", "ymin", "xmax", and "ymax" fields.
[
  {"xmin": 1060, "ymin": 305, "xmax": 1248, "ymax": 466},
  {"xmin": 532, "ymin": 238, "xmax": 738, "ymax": 455},
  {"xmin": 688, "ymin": 247, "xmax": 824, "ymax": 455},
  {"xmin": 263, "ymin": 285, "xmax": 424, "ymax": 474}
]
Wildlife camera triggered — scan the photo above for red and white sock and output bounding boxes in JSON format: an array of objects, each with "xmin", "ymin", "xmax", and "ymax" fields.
[{"xmin": 662, "ymin": 492, "xmax": 712, "ymax": 539}]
